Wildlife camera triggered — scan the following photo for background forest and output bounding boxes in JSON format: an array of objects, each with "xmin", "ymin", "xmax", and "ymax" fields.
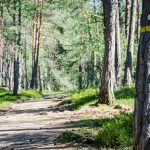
[
  {"xmin": 0, "ymin": 0, "xmax": 140, "ymax": 93},
  {"xmin": 0, "ymin": 0, "xmax": 147, "ymax": 149}
]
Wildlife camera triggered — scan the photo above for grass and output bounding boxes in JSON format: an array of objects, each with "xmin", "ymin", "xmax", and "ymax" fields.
[
  {"xmin": 0, "ymin": 88, "xmax": 43, "ymax": 108},
  {"xmin": 114, "ymin": 86, "xmax": 135, "ymax": 107},
  {"xmin": 58, "ymin": 85, "xmax": 135, "ymax": 110},
  {"xmin": 69, "ymin": 88, "xmax": 99, "ymax": 109},
  {"xmin": 57, "ymin": 112, "xmax": 133, "ymax": 149},
  {"xmin": 57, "ymin": 86, "xmax": 135, "ymax": 148}
]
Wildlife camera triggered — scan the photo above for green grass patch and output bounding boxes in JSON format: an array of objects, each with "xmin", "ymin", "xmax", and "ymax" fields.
[
  {"xmin": 0, "ymin": 89, "xmax": 43, "ymax": 108},
  {"xmin": 94, "ymin": 113, "xmax": 133, "ymax": 148},
  {"xmin": 59, "ymin": 86, "xmax": 134, "ymax": 110},
  {"xmin": 57, "ymin": 113, "xmax": 133, "ymax": 149},
  {"xmin": 114, "ymin": 86, "xmax": 135, "ymax": 107},
  {"xmin": 70, "ymin": 88, "xmax": 99, "ymax": 109}
]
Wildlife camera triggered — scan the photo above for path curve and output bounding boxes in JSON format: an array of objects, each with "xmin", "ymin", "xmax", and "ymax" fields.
[{"xmin": 0, "ymin": 94, "xmax": 90, "ymax": 150}]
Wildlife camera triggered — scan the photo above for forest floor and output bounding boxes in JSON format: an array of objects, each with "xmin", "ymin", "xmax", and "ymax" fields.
[{"xmin": 0, "ymin": 93, "xmax": 133, "ymax": 150}]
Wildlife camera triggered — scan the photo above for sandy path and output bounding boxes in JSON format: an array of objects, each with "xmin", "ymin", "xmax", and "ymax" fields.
[{"xmin": 0, "ymin": 95, "xmax": 90, "ymax": 150}]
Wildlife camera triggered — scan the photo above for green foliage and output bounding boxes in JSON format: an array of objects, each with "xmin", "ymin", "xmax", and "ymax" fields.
[
  {"xmin": 58, "ymin": 113, "xmax": 133, "ymax": 149},
  {"xmin": 19, "ymin": 89, "xmax": 43, "ymax": 99},
  {"xmin": 57, "ymin": 86, "xmax": 134, "ymax": 110},
  {"xmin": 115, "ymin": 85, "xmax": 135, "ymax": 106},
  {"xmin": 58, "ymin": 131, "xmax": 83, "ymax": 143},
  {"xmin": 94, "ymin": 113, "xmax": 133, "ymax": 148},
  {"xmin": 70, "ymin": 88, "xmax": 99, "ymax": 109},
  {"xmin": 115, "ymin": 86, "xmax": 135, "ymax": 99},
  {"xmin": 0, "ymin": 89, "xmax": 43, "ymax": 108}
]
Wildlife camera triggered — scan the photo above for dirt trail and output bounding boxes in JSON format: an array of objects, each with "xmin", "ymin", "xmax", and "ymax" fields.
[{"xmin": 0, "ymin": 94, "xmax": 100, "ymax": 150}]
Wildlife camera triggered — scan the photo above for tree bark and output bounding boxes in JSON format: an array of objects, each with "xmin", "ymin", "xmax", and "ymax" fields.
[
  {"xmin": 124, "ymin": 0, "xmax": 137, "ymax": 86},
  {"xmin": 30, "ymin": 0, "xmax": 42, "ymax": 89},
  {"xmin": 125, "ymin": 0, "xmax": 130, "ymax": 37},
  {"xmin": 137, "ymin": 0, "xmax": 141, "ymax": 41},
  {"xmin": 99, "ymin": 0, "xmax": 117, "ymax": 105},
  {"xmin": 13, "ymin": 0, "xmax": 19, "ymax": 95},
  {"xmin": 115, "ymin": 0, "xmax": 121, "ymax": 87},
  {"xmin": 0, "ymin": 5, "xmax": 3, "ymax": 86},
  {"xmin": 134, "ymin": 0, "xmax": 150, "ymax": 149}
]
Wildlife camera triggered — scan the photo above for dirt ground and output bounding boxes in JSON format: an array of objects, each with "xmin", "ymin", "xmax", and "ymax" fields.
[{"xmin": 0, "ymin": 94, "xmax": 121, "ymax": 150}]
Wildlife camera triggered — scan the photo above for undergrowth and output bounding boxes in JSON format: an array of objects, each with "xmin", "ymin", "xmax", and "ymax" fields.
[
  {"xmin": 59, "ymin": 85, "xmax": 135, "ymax": 110},
  {"xmin": 57, "ymin": 113, "xmax": 133, "ymax": 149},
  {"xmin": 70, "ymin": 88, "xmax": 99, "ymax": 109},
  {"xmin": 57, "ymin": 86, "xmax": 135, "ymax": 148},
  {"xmin": 0, "ymin": 89, "xmax": 43, "ymax": 108}
]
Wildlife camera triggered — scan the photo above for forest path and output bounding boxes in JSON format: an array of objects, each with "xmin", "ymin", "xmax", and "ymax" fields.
[{"xmin": 0, "ymin": 94, "xmax": 99, "ymax": 150}]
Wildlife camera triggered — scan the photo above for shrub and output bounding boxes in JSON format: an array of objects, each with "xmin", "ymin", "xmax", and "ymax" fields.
[{"xmin": 94, "ymin": 113, "xmax": 133, "ymax": 148}]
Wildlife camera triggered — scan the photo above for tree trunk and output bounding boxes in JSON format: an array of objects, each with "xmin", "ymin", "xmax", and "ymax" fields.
[
  {"xmin": 137, "ymin": 0, "xmax": 141, "ymax": 41},
  {"xmin": 24, "ymin": 28, "xmax": 28, "ymax": 89},
  {"xmin": 0, "ymin": 5, "xmax": 3, "ymax": 86},
  {"xmin": 99, "ymin": 0, "xmax": 117, "ymax": 105},
  {"xmin": 134, "ymin": 1, "xmax": 150, "ymax": 149},
  {"xmin": 79, "ymin": 53, "xmax": 83, "ymax": 89},
  {"xmin": 124, "ymin": 0, "xmax": 137, "ymax": 86},
  {"xmin": 115, "ymin": 0, "xmax": 121, "ymax": 87},
  {"xmin": 38, "ymin": 65, "xmax": 43, "ymax": 92},
  {"xmin": 13, "ymin": 0, "xmax": 19, "ymax": 95},
  {"xmin": 125, "ymin": 0, "xmax": 130, "ymax": 37},
  {"xmin": 30, "ymin": 0, "xmax": 42, "ymax": 89}
]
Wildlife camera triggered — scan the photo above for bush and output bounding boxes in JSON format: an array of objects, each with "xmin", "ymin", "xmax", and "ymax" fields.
[
  {"xmin": 58, "ymin": 131, "xmax": 83, "ymax": 143},
  {"xmin": 95, "ymin": 113, "xmax": 133, "ymax": 148}
]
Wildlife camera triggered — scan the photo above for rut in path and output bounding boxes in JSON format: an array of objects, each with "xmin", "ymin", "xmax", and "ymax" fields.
[{"xmin": 0, "ymin": 94, "xmax": 93, "ymax": 150}]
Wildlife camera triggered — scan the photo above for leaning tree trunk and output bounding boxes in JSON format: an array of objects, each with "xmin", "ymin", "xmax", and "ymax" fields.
[
  {"xmin": 124, "ymin": 0, "xmax": 137, "ymax": 86},
  {"xmin": 99, "ymin": 0, "xmax": 117, "ymax": 105},
  {"xmin": 134, "ymin": 0, "xmax": 150, "ymax": 149}
]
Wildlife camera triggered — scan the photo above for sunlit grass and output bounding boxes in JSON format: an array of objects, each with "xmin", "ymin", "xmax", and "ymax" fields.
[
  {"xmin": 0, "ymin": 89, "xmax": 43, "ymax": 108},
  {"xmin": 70, "ymin": 88, "xmax": 99, "ymax": 109}
]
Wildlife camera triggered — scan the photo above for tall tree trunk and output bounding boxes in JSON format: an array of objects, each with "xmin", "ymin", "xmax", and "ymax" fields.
[
  {"xmin": 0, "ymin": 5, "xmax": 3, "ymax": 86},
  {"xmin": 137, "ymin": 0, "xmax": 141, "ymax": 41},
  {"xmin": 38, "ymin": 65, "xmax": 43, "ymax": 92},
  {"xmin": 83, "ymin": 2, "xmax": 96, "ymax": 87},
  {"xmin": 115, "ymin": 0, "xmax": 121, "ymax": 87},
  {"xmin": 79, "ymin": 53, "xmax": 83, "ymax": 89},
  {"xmin": 134, "ymin": 1, "xmax": 150, "ymax": 149},
  {"xmin": 124, "ymin": 0, "xmax": 137, "ymax": 86},
  {"xmin": 30, "ymin": 0, "xmax": 42, "ymax": 89},
  {"xmin": 13, "ymin": 0, "xmax": 19, "ymax": 95},
  {"xmin": 24, "ymin": 28, "xmax": 28, "ymax": 89},
  {"xmin": 99, "ymin": 0, "xmax": 117, "ymax": 105},
  {"xmin": 125, "ymin": 0, "xmax": 130, "ymax": 37},
  {"xmin": 18, "ymin": 0, "xmax": 22, "ymax": 90}
]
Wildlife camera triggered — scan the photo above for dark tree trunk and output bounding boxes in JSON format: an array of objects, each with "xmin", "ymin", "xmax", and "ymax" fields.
[
  {"xmin": 79, "ymin": 53, "xmax": 83, "ymax": 89},
  {"xmin": 38, "ymin": 65, "xmax": 43, "ymax": 92},
  {"xmin": 124, "ymin": 0, "xmax": 137, "ymax": 86},
  {"xmin": 30, "ymin": 0, "xmax": 42, "ymax": 89},
  {"xmin": 134, "ymin": 1, "xmax": 150, "ymax": 149},
  {"xmin": 115, "ymin": 0, "xmax": 121, "ymax": 87},
  {"xmin": 99, "ymin": 0, "xmax": 117, "ymax": 105},
  {"xmin": 13, "ymin": 0, "xmax": 19, "ymax": 95}
]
